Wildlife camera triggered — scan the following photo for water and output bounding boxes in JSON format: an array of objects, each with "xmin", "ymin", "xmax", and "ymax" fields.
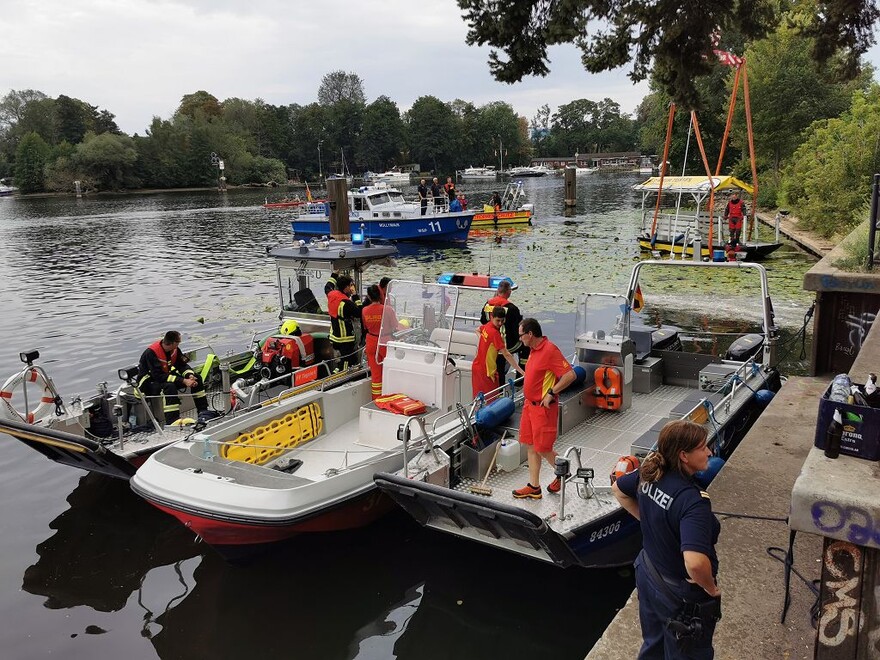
[{"xmin": 0, "ymin": 176, "xmax": 816, "ymax": 659}]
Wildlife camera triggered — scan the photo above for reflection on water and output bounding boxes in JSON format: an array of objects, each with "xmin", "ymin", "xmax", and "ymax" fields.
[{"xmin": 0, "ymin": 180, "xmax": 816, "ymax": 659}]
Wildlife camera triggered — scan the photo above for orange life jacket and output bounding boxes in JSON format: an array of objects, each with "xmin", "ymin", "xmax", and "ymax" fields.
[{"xmin": 594, "ymin": 366, "xmax": 622, "ymax": 411}]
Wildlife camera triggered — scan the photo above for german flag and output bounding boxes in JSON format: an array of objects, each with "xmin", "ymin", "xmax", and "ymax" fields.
[{"xmin": 633, "ymin": 284, "xmax": 645, "ymax": 313}]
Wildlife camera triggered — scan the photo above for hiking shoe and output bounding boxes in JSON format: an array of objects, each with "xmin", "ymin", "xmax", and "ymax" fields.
[
  {"xmin": 512, "ymin": 484, "xmax": 542, "ymax": 499},
  {"xmin": 547, "ymin": 477, "xmax": 562, "ymax": 493}
]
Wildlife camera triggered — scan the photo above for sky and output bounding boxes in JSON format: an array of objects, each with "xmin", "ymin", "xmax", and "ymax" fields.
[{"xmin": 1, "ymin": 0, "xmax": 652, "ymax": 135}]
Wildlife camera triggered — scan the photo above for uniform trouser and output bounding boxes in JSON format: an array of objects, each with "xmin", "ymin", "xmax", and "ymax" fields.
[
  {"xmin": 333, "ymin": 340, "xmax": 358, "ymax": 371},
  {"xmin": 634, "ymin": 552, "xmax": 717, "ymax": 660},
  {"xmin": 420, "ymin": 201, "xmax": 427, "ymax": 216},
  {"xmin": 365, "ymin": 337, "xmax": 384, "ymax": 399},
  {"xmin": 728, "ymin": 222, "xmax": 742, "ymax": 246},
  {"xmin": 142, "ymin": 375, "xmax": 207, "ymax": 424}
]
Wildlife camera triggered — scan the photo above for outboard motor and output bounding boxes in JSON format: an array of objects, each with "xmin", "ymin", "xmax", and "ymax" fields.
[{"xmin": 724, "ymin": 333, "xmax": 764, "ymax": 362}]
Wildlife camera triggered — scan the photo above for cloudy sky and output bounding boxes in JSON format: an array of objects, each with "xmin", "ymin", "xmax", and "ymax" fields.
[{"xmin": 2, "ymin": 0, "xmax": 652, "ymax": 135}]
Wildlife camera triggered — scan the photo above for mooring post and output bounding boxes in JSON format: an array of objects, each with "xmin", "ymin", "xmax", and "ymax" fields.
[
  {"xmin": 564, "ymin": 166, "xmax": 576, "ymax": 208},
  {"xmin": 327, "ymin": 178, "xmax": 350, "ymax": 240}
]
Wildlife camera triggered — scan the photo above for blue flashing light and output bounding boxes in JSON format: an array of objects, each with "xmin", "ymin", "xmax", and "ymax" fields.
[
  {"xmin": 437, "ymin": 273, "xmax": 453, "ymax": 285},
  {"xmin": 488, "ymin": 275, "xmax": 515, "ymax": 289},
  {"xmin": 351, "ymin": 232, "xmax": 364, "ymax": 245}
]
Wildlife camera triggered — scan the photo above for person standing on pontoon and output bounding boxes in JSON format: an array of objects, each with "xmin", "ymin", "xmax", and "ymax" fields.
[
  {"xmin": 512, "ymin": 319, "xmax": 576, "ymax": 499},
  {"xmin": 137, "ymin": 330, "xmax": 208, "ymax": 425},
  {"xmin": 723, "ymin": 192, "xmax": 746, "ymax": 247},
  {"xmin": 472, "ymin": 307, "xmax": 525, "ymax": 402}
]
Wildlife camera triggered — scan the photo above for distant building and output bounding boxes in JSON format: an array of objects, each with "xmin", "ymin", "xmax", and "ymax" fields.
[{"xmin": 531, "ymin": 152, "xmax": 648, "ymax": 171}]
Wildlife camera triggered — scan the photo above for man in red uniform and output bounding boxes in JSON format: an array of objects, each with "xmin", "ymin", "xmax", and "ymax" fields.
[
  {"xmin": 513, "ymin": 318, "xmax": 576, "ymax": 499},
  {"xmin": 137, "ymin": 330, "xmax": 208, "ymax": 425},
  {"xmin": 723, "ymin": 192, "xmax": 746, "ymax": 247},
  {"xmin": 480, "ymin": 279, "xmax": 526, "ymax": 381},
  {"xmin": 472, "ymin": 307, "xmax": 525, "ymax": 401}
]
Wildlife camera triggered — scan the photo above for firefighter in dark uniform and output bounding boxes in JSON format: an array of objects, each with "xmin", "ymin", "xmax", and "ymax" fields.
[
  {"xmin": 324, "ymin": 272, "xmax": 339, "ymax": 297},
  {"xmin": 327, "ymin": 275, "xmax": 362, "ymax": 371},
  {"xmin": 613, "ymin": 420, "xmax": 722, "ymax": 659},
  {"xmin": 480, "ymin": 279, "xmax": 526, "ymax": 381},
  {"xmin": 137, "ymin": 330, "xmax": 208, "ymax": 425}
]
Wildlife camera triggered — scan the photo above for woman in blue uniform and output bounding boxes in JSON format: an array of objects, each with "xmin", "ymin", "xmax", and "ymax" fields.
[{"xmin": 612, "ymin": 420, "xmax": 722, "ymax": 659}]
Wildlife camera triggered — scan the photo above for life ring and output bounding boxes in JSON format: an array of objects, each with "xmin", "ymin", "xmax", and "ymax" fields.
[{"xmin": 0, "ymin": 367, "xmax": 58, "ymax": 423}]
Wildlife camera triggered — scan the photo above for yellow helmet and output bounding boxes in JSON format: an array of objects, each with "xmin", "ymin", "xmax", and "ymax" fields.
[
  {"xmin": 280, "ymin": 319, "xmax": 299, "ymax": 336},
  {"xmin": 399, "ymin": 318, "xmax": 411, "ymax": 329}
]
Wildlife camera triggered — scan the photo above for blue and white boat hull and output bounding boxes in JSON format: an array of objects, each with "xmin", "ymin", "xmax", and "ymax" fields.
[{"xmin": 292, "ymin": 212, "xmax": 474, "ymax": 242}]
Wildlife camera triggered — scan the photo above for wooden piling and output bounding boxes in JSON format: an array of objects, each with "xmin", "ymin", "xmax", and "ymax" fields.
[
  {"xmin": 327, "ymin": 178, "xmax": 350, "ymax": 240},
  {"xmin": 564, "ymin": 167, "xmax": 576, "ymax": 207}
]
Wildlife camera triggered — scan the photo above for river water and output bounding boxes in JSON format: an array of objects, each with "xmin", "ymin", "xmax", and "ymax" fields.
[{"xmin": 0, "ymin": 175, "xmax": 815, "ymax": 659}]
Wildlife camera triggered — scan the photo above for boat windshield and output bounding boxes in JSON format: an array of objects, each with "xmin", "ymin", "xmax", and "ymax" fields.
[
  {"xmin": 369, "ymin": 192, "xmax": 393, "ymax": 206},
  {"xmin": 575, "ymin": 293, "xmax": 630, "ymax": 341},
  {"xmin": 379, "ymin": 281, "xmax": 459, "ymax": 349}
]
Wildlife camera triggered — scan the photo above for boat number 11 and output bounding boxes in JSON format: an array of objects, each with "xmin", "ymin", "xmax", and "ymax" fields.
[
  {"xmin": 428, "ymin": 221, "xmax": 442, "ymax": 232},
  {"xmin": 590, "ymin": 520, "xmax": 620, "ymax": 543}
]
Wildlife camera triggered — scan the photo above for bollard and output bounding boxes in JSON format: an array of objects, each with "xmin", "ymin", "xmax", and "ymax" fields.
[
  {"xmin": 564, "ymin": 167, "xmax": 577, "ymax": 207},
  {"xmin": 327, "ymin": 178, "xmax": 351, "ymax": 240}
]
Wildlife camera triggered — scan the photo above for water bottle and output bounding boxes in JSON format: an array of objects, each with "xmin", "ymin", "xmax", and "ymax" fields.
[
  {"xmin": 128, "ymin": 412, "xmax": 137, "ymax": 428},
  {"xmin": 829, "ymin": 374, "xmax": 852, "ymax": 403},
  {"xmin": 824, "ymin": 409, "xmax": 843, "ymax": 459}
]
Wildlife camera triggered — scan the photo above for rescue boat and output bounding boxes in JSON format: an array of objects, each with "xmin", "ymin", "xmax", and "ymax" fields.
[
  {"xmin": 130, "ymin": 277, "xmax": 512, "ymax": 558},
  {"xmin": 374, "ymin": 259, "xmax": 782, "ymax": 569},
  {"xmin": 0, "ymin": 240, "xmax": 397, "ymax": 480},
  {"xmin": 470, "ymin": 181, "xmax": 534, "ymax": 229}
]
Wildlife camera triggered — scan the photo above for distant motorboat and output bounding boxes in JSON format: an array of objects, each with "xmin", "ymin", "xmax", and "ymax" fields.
[
  {"xmin": 0, "ymin": 181, "xmax": 16, "ymax": 197},
  {"xmin": 290, "ymin": 183, "xmax": 474, "ymax": 242},
  {"xmin": 574, "ymin": 166, "xmax": 597, "ymax": 175},
  {"xmin": 458, "ymin": 166, "xmax": 497, "ymax": 180},
  {"xmin": 508, "ymin": 165, "xmax": 551, "ymax": 177},
  {"xmin": 369, "ymin": 168, "xmax": 411, "ymax": 185}
]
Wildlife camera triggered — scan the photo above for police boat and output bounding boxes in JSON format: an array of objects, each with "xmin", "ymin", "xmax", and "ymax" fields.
[
  {"xmin": 0, "ymin": 239, "xmax": 396, "ymax": 480},
  {"xmin": 373, "ymin": 260, "xmax": 782, "ymax": 569}
]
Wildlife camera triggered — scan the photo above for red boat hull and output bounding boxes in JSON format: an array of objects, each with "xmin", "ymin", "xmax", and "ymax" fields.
[{"xmin": 148, "ymin": 489, "xmax": 394, "ymax": 547}]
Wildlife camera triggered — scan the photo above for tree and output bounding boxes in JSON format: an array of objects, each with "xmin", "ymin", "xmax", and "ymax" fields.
[
  {"xmin": 14, "ymin": 132, "xmax": 51, "ymax": 192},
  {"xmin": 176, "ymin": 91, "xmax": 222, "ymax": 120},
  {"xmin": 317, "ymin": 71, "xmax": 366, "ymax": 106},
  {"xmin": 783, "ymin": 85, "xmax": 880, "ymax": 237},
  {"xmin": 357, "ymin": 96, "xmax": 404, "ymax": 170},
  {"xmin": 75, "ymin": 131, "xmax": 138, "ymax": 190},
  {"xmin": 0, "ymin": 89, "xmax": 48, "ymax": 131},
  {"xmin": 405, "ymin": 96, "xmax": 457, "ymax": 173},
  {"xmin": 55, "ymin": 95, "xmax": 89, "ymax": 144},
  {"xmin": 473, "ymin": 102, "xmax": 523, "ymax": 166},
  {"xmin": 744, "ymin": 24, "xmax": 872, "ymax": 172},
  {"xmin": 456, "ymin": 0, "xmax": 878, "ymax": 110}
]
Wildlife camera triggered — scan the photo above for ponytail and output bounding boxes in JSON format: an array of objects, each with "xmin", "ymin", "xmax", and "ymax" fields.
[{"xmin": 638, "ymin": 420, "xmax": 708, "ymax": 483}]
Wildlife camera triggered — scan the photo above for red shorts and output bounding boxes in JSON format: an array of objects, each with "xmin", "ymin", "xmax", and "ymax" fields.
[
  {"xmin": 472, "ymin": 371, "xmax": 499, "ymax": 401},
  {"xmin": 519, "ymin": 401, "xmax": 558, "ymax": 452}
]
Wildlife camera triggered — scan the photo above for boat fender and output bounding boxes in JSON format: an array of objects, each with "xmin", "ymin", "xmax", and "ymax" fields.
[
  {"xmin": 694, "ymin": 456, "xmax": 725, "ymax": 489},
  {"xmin": 565, "ymin": 365, "xmax": 587, "ymax": 391},
  {"xmin": 594, "ymin": 366, "xmax": 622, "ymax": 411},
  {"xmin": 0, "ymin": 367, "xmax": 58, "ymax": 424},
  {"xmin": 610, "ymin": 455, "xmax": 640, "ymax": 483},
  {"xmin": 754, "ymin": 389, "xmax": 775, "ymax": 407},
  {"xmin": 475, "ymin": 396, "xmax": 515, "ymax": 428}
]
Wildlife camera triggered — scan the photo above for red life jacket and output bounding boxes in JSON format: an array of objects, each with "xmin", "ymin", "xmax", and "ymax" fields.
[
  {"xmin": 327, "ymin": 289, "xmax": 349, "ymax": 319},
  {"xmin": 147, "ymin": 340, "xmax": 177, "ymax": 374},
  {"xmin": 726, "ymin": 199, "xmax": 744, "ymax": 229}
]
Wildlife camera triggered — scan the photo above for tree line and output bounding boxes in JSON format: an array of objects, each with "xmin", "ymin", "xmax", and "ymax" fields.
[{"xmin": 0, "ymin": 71, "xmax": 640, "ymax": 195}]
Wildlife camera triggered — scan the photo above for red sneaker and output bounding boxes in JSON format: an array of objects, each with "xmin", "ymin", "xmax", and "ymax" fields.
[
  {"xmin": 547, "ymin": 477, "xmax": 562, "ymax": 493},
  {"xmin": 512, "ymin": 484, "xmax": 542, "ymax": 499}
]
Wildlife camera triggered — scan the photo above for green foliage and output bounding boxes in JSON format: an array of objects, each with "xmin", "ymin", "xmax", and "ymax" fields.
[
  {"xmin": 176, "ymin": 91, "xmax": 222, "ymax": 120},
  {"xmin": 831, "ymin": 218, "xmax": 871, "ymax": 272},
  {"xmin": 75, "ymin": 131, "xmax": 138, "ymax": 190},
  {"xmin": 457, "ymin": 0, "xmax": 876, "ymax": 110},
  {"xmin": 782, "ymin": 85, "xmax": 880, "ymax": 238},
  {"xmin": 744, "ymin": 24, "xmax": 871, "ymax": 172},
  {"xmin": 405, "ymin": 96, "xmax": 458, "ymax": 172},
  {"xmin": 357, "ymin": 96, "xmax": 404, "ymax": 170},
  {"xmin": 547, "ymin": 97, "xmax": 637, "ymax": 156},
  {"xmin": 318, "ymin": 71, "xmax": 366, "ymax": 106},
  {"xmin": 14, "ymin": 132, "xmax": 50, "ymax": 192}
]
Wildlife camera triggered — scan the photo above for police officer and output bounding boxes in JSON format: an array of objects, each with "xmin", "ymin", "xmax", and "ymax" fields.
[
  {"xmin": 612, "ymin": 420, "xmax": 722, "ymax": 659},
  {"xmin": 137, "ymin": 330, "xmax": 208, "ymax": 425}
]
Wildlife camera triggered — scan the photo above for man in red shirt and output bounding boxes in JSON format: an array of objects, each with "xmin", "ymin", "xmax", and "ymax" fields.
[
  {"xmin": 472, "ymin": 307, "xmax": 525, "ymax": 401},
  {"xmin": 723, "ymin": 192, "xmax": 746, "ymax": 247},
  {"xmin": 513, "ymin": 318, "xmax": 577, "ymax": 499}
]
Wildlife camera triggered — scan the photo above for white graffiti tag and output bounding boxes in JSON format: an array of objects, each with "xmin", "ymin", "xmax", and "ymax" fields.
[{"xmin": 818, "ymin": 541, "xmax": 863, "ymax": 647}]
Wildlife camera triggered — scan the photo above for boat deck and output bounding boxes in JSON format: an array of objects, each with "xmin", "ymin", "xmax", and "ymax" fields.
[{"xmin": 452, "ymin": 384, "xmax": 694, "ymax": 535}]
